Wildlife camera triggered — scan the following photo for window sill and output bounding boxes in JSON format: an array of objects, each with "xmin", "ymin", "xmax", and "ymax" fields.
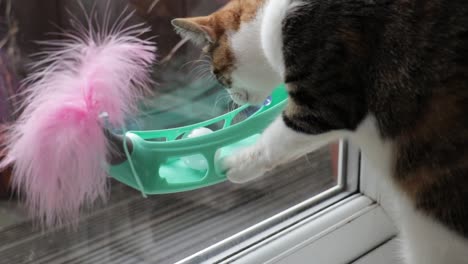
[
  {"xmin": 353, "ymin": 238, "xmax": 402, "ymax": 264},
  {"xmin": 225, "ymin": 195, "xmax": 398, "ymax": 264}
]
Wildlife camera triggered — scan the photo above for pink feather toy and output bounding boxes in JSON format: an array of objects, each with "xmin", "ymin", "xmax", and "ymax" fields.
[{"xmin": 1, "ymin": 16, "xmax": 156, "ymax": 228}]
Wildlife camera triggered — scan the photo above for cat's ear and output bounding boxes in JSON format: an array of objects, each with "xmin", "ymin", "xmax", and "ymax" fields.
[{"xmin": 171, "ymin": 17, "xmax": 216, "ymax": 46}]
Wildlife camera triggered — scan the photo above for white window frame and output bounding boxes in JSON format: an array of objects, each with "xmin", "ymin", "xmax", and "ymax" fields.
[
  {"xmin": 176, "ymin": 141, "xmax": 399, "ymax": 264},
  {"xmin": 353, "ymin": 238, "xmax": 401, "ymax": 264}
]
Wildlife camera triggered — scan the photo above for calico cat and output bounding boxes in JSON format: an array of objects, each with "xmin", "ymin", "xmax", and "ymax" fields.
[{"xmin": 172, "ymin": 0, "xmax": 468, "ymax": 263}]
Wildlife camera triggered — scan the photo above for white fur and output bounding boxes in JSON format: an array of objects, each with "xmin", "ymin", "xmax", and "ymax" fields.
[
  {"xmin": 351, "ymin": 116, "xmax": 394, "ymax": 174},
  {"xmin": 352, "ymin": 116, "xmax": 468, "ymax": 264},
  {"xmin": 260, "ymin": 0, "xmax": 292, "ymax": 79},
  {"xmin": 228, "ymin": 0, "xmax": 285, "ymax": 105},
  {"xmin": 398, "ymin": 197, "xmax": 468, "ymax": 264},
  {"xmin": 228, "ymin": 0, "xmax": 307, "ymax": 105},
  {"xmin": 223, "ymin": 116, "xmax": 347, "ymax": 183},
  {"xmin": 223, "ymin": 1, "xmax": 468, "ymax": 262}
]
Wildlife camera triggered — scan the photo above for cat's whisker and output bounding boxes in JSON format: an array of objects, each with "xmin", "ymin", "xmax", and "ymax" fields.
[
  {"xmin": 188, "ymin": 59, "xmax": 210, "ymax": 72},
  {"xmin": 189, "ymin": 66, "xmax": 209, "ymax": 79},
  {"xmin": 228, "ymin": 100, "xmax": 239, "ymax": 113},
  {"xmin": 147, "ymin": 0, "xmax": 161, "ymax": 14},
  {"xmin": 207, "ymin": 75, "xmax": 217, "ymax": 82},
  {"xmin": 191, "ymin": 63, "xmax": 210, "ymax": 74},
  {"xmin": 212, "ymin": 94, "xmax": 232, "ymax": 114},
  {"xmin": 192, "ymin": 67, "xmax": 214, "ymax": 82},
  {"xmin": 180, "ymin": 55, "xmax": 211, "ymax": 72},
  {"xmin": 181, "ymin": 59, "xmax": 209, "ymax": 69}
]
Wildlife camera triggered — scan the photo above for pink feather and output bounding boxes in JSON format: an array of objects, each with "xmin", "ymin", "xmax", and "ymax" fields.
[{"xmin": 1, "ymin": 18, "xmax": 156, "ymax": 228}]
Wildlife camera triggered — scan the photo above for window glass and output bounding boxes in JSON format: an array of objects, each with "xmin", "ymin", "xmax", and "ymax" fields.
[{"xmin": 0, "ymin": 1, "xmax": 351, "ymax": 263}]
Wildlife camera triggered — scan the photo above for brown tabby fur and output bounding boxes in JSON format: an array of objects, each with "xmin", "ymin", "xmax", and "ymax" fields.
[{"xmin": 174, "ymin": 0, "xmax": 468, "ymax": 240}]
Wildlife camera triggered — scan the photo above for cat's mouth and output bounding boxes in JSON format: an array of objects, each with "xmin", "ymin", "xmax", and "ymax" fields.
[
  {"xmin": 228, "ymin": 89, "xmax": 266, "ymax": 106},
  {"xmin": 228, "ymin": 90, "xmax": 249, "ymax": 105}
]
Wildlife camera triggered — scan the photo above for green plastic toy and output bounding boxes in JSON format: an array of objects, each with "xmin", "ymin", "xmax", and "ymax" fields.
[{"xmin": 109, "ymin": 85, "xmax": 288, "ymax": 195}]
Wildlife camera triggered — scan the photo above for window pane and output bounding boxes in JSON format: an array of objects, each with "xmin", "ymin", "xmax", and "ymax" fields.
[
  {"xmin": 0, "ymin": 1, "xmax": 356, "ymax": 263},
  {"xmin": 0, "ymin": 148, "xmax": 338, "ymax": 263}
]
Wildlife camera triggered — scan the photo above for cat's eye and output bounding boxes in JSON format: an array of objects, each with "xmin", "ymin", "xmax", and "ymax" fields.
[{"xmin": 0, "ymin": 1, "xmax": 397, "ymax": 264}]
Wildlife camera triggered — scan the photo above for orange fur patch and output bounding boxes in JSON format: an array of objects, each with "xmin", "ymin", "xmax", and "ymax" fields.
[
  {"xmin": 209, "ymin": 0, "xmax": 266, "ymax": 75},
  {"xmin": 211, "ymin": 0, "xmax": 266, "ymax": 33},
  {"xmin": 175, "ymin": 0, "xmax": 266, "ymax": 77}
]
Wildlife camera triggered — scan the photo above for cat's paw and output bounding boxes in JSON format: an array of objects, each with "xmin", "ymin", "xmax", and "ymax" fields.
[{"xmin": 221, "ymin": 146, "xmax": 272, "ymax": 183}]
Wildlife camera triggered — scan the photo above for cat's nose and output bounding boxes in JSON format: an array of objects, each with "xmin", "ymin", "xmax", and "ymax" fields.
[
  {"xmin": 215, "ymin": 75, "xmax": 230, "ymax": 87},
  {"xmin": 212, "ymin": 68, "xmax": 231, "ymax": 87}
]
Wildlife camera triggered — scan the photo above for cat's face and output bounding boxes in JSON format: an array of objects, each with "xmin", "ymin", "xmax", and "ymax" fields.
[{"xmin": 172, "ymin": 0, "xmax": 281, "ymax": 105}]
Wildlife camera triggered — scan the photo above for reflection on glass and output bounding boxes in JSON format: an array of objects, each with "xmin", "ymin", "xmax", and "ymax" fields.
[{"xmin": 0, "ymin": 1, "xmax": 341, "ymax": 264}]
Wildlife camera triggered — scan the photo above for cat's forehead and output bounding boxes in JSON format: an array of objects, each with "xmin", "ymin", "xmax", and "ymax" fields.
[{"xmin": 212, "ymin": 0, "xmax": 266, "ymax": 32}]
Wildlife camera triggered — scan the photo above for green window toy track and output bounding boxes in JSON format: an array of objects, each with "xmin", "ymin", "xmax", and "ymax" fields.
[{"xmin": 108, "ymin": 85, "xmax": 288, "ymax": 195}]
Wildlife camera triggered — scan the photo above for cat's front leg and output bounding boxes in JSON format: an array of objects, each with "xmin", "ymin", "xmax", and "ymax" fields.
[{"xmin": 222, "ymin": 116, "xmax": 339, "ymax": 183}]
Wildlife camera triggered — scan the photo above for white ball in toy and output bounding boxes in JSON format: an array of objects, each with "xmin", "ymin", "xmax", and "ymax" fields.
[
  {"xmin": 187, "ymin": 127, "xmax": 213, "ymax": 138},
  {"xmin": 182, "ymin": 127, "xmax": 214, "ymax": 171}
]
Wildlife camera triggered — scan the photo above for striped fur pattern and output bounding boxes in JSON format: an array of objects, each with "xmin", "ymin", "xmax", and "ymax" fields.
[{"xmin": 172, "ymin": 0, "xmax": 468, "ymax": 263}]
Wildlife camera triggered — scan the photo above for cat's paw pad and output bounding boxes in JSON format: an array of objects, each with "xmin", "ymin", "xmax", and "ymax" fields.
[{"xmin": 221, "ymin": 147, "xmax": 271, "ymax": 183}]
